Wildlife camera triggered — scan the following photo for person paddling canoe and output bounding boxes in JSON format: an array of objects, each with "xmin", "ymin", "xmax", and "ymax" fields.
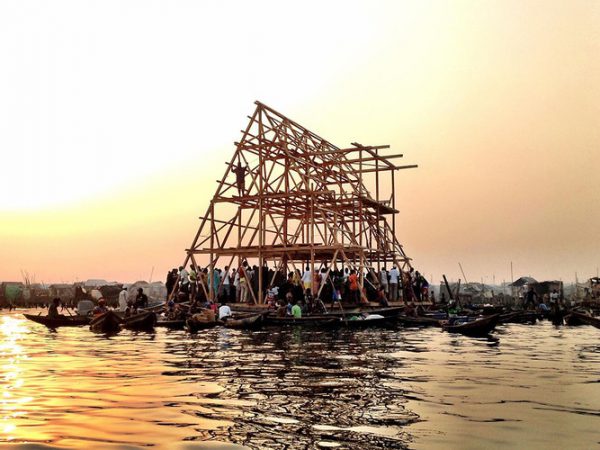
[
  {"xmin": 48, "ymin": 298, "xmax": 63, "ymax": 319},
  {"xmin": 92, "ymin": 299, "xmax": 109, "ymax": 316}
]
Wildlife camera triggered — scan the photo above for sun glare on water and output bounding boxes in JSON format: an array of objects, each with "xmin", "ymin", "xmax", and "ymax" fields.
[{"xmin": 0, "ymin": 316, "xmax": 31, "ymax": 443}]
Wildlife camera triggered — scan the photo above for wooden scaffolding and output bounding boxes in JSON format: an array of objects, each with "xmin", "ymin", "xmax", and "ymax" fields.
[{"xmin": 182, "ymin": 101, "xmax": 417, "ymax": 303}]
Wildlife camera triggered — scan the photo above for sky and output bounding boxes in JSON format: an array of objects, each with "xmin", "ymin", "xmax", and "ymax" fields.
[{"xmin": 0, "ymin": 0, "xmax": 598, "ymax": 285}]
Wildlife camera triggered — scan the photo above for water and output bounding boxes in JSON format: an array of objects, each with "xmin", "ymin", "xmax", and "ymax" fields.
[{"xmin": 1, "ymin": 309, "xmax": 599, "ymax": 449}]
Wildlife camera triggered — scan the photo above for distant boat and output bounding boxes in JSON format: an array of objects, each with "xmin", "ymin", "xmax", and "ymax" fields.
[{"xmin": 442, "ymin": 314, "xmax": 500, "ymax": 336}]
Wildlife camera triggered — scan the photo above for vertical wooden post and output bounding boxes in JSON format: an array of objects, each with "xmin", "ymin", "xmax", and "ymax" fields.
[
  {"xmin": 391, "ymin": 170, "xmax": 396, "ymax": 238},
  {"xmin": 258, "ymin": 107, "xmax": 264, "ymax": 304},
  {"xmin": 375, "ymin": 149, "xmax": 380, "ymax": 271},
  {"xmin": 209, "ymin": 201, "xmax": 215, "ymax": 300}
]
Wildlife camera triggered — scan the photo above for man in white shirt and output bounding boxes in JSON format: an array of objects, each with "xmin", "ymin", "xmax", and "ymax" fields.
[
  {"xmin": 222, "ymin": 265, "xmax": 231, "ymax": 301},
  {"xmin": 218, "ymin": 302, "xmax": 232, "ymax": 320},
  {"xmin": 179, "ymin": 266, "xmax": 189, "ymax": 290},
  {"xmin": 389, "ymin": 266, "xmax": 400, "ymax": 301},
  {"xmin": 118, "ymin": 286, "xmax": 128, "ymax": 311}
]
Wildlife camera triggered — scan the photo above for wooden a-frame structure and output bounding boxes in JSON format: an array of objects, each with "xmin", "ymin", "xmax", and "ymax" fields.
[{"xmin": 182, "ymin": 101, "xmax": 417, "ymax": 303}]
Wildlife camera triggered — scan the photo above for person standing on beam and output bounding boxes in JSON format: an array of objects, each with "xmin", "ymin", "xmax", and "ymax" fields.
[{"xmin": 232, "ymin": 161, "xmax": 247, "ymax": 195}]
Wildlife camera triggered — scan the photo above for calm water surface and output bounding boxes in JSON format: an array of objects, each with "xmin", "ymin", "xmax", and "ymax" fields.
[{"xmin": 0, "ymin": 309, "xmax": 598, "ymax": 449}]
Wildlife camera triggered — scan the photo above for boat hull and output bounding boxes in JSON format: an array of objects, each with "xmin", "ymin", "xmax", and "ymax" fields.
[
  {"xmin": 397, "ymin": 315, "xmax": 442, "ymax": 327},
  {"xmin": 224, "ymin": 314, "xmax": 264, "ymax": 330},
  {"xmin": 442, "ymin": 314, "xmax": 500, "ymax": 336},
  {"xmin": 23, "ymin": 313, "xmax": 90, "ymax": 328},
  {"xmin": 565, "ymin": 311, "xmax": 600, "ymax": 329},
  {"xmin": 122, "ymin": 312, "xmax": 156, "ymax": 331},
  {"xmin": 186, "ymin": 317, "xmax": 220, "ymax": 333},
  {"xmin": 156, "ymin": 319, "xmax": 186, "ymax": 330},
  {"xmin": 90, "ymin": 311, "xmax": 122, "ymax": 334}
]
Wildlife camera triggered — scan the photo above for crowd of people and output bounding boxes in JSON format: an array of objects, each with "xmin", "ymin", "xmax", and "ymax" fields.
[{"xmin": 165, "ymin": 262, "xmax": 431, "ymax": 308}]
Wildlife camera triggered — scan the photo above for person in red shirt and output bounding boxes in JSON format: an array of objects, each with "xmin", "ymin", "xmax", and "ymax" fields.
[{"xmin": 348, "ymin": 270, "xmax": 359, "ymax": 304}]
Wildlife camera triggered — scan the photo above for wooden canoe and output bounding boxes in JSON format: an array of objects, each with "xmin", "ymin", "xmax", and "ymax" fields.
[
  {"xmin": 442, "ymin": 314, "xmax": 500, "ymax": 337},
  {"xmin": 186, "ymin": 317, "xmax": 221, "ymax": 333},
  {"xmin": 23, "ymin": 313, "xmax": 90, "ymax": 328},
  {"xmin": 121, "ymin": 311, "xmax": 156, "ymax": 331},
  {"xmin": 341, "ymin": 315, "xmax": 396, "ymax": 328},
  {"xmin": 499, "ymin": 311, "xmax": 538, "ymax": 324},
  {"xmin": 224, "ymin": 313, "xmax": 264, "ymax": 329},
  {"xmin": 155, "ymin": 319, "xmax": 186, "ymax": 330},
  {"xmin": 397, "ymin": 315, "xmax": 442, "ymax": 327},
  {"xmin": 263, "ymin": 315, "xmax": 341, "ymax": 328},
  {"xmin": 90, "ymin": 311, "xmax": 121, "ymax": 334},
  {"xmin": 565, "ymin": 311, "xmax": 600, "ymax": 329}
]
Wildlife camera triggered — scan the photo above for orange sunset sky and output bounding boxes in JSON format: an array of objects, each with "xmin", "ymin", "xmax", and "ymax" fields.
[{"xmin": 0, "ymin": 1, "xmax": 598, "ymax": 285}]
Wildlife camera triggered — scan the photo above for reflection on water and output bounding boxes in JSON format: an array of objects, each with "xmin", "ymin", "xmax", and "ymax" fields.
[
  {"xmin": 0, "ymin": 317, "xmax": 30, "ymax": 444},
  {"xmin": 0, "ymin": 309, "xmax": 599, "ymax": 449}
]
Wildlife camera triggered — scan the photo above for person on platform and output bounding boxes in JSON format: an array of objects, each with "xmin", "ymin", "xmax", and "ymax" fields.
[
  {"xmin": 179, "ymin": 266, "xmax": 189, "ymax": 297},
  {"xmin": 377, "ymin": 286, "xmax": 389, "ymax": 307},
  {"xmin": 293, "ymin": 269, "xmax": 302, "ymax": 287},
  {"xmin": 389, "ymin": 266, "xmax": 400, "ymax": 301},
  {"xmin": 165, "ymin": 268, "xmax": 178, "ymax": 299},
  {"xmin": 233, "ymin": 268, "xmax": 240, "ymax": 302},
  {"xmin": 222, "ymin": 265, "xmax": 231, "ymax": 300},
  {"xmin": 379, "ymin": 267, "xmax": 389, "ymax": 295},
  {"xmin": 302, "ymin": 265, "xmax": 312, "ymax": 295},
  {"xmin": 189, "ymin": 266, "xmax": 198, "ymax": 301},
  {"xmin": 348, "ymin": 270, "xmax": 360, "ymax": 304},
  {"xmin": 239, "ymin": 262, "xmax": 249, "ymax": 303}
]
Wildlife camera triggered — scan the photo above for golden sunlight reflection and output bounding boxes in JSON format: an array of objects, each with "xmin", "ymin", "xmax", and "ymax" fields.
[{"xmin": 0, "ymin": 316, "xmax": 30, "ymax": 442}]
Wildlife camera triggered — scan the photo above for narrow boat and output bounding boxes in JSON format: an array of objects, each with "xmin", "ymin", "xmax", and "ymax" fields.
[
  {"xmin": 499, "ymin": 311, "xmax": 538, "ymax": 324},
  {"xmin": 397, "ymin": 315, "xmax": 441, "ymax": 327},
  {"xmin": 442, "ymin": 314, "xmax": 500, "ymax": 337},
  {"xmin": 90, "ymin": 311, "xmax": 122, "ymax": 334},
  {"xmin": 224, "ymin": 313, "xmax": 264, "ymax": 330},
  {"xmin": 186, "ymin": 316, "xmax": 220, "ymax": 333},
  {"xmin": 341, "ymin": 315, "xmax": 396, "ymax": 328},
  {"xmin": 121, "ymin": 311, "xmax": 156, "ymax": 331},
  {"xmin": 565, "ymin": 311, "xmax": 600, "ymax": 329},
  {"xmin": 139, "ymin": 301, "xmax": 166, "ymax": 312},
  {"xmin": 263, "ymin": 315, "xmax": 340, "ymax": 328},
  {"xmin": 156, "ymin": 319, "xmax": 186, "ymax": 330},
  {"xmin": 23, "ymin": 313, "xmax": 90, "ymax": 328}
]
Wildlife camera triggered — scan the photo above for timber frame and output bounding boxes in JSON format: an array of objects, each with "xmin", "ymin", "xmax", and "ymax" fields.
[{"xmin": 182, "ymin": 101, "xmax": 417, "ymax": 303}]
